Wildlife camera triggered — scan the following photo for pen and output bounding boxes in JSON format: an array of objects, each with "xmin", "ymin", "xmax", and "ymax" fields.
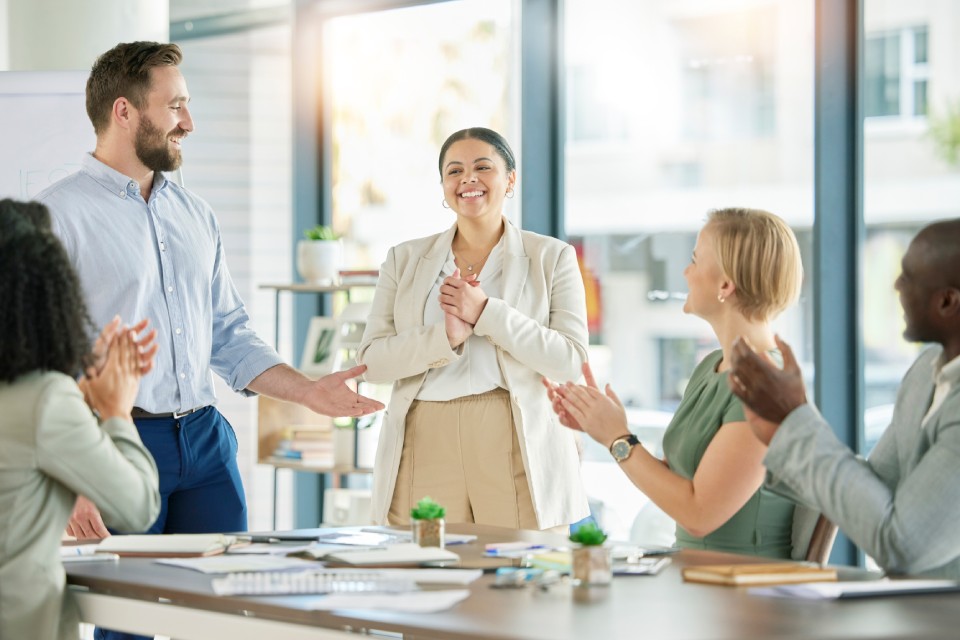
[{"xmin": 484, "ymin": 544, "xmax": 547, "ymax": 556}]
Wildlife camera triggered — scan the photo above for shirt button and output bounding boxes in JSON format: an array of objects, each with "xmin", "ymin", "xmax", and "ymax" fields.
[
  {"xmin": 160, "ymin": 242, "xmax": 165, "ymax": 251},
  {"xmin": 175, "ymin": 328, "xmax": 182, "ymax": 335},
  {"xmin": 119, "ymin": 190, "xmax": 126, "ymax": 198},
  {"xmin": 167, "ymin": 286, "xmax": 174, "ymax": 292},
  {"xmin": 180, "ymin": 373, "xmax": 186, "ymax": 379}
]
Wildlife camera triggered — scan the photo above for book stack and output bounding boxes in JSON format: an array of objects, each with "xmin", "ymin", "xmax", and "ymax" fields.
[{"xmin": 272, "ymin": 427, "xmax": 334, "ymax": 465}]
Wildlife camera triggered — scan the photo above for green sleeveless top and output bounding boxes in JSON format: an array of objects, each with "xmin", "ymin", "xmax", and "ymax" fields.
[{"xmin": 661, "ymin": 349, "xmax": 794, "ymax": 558}]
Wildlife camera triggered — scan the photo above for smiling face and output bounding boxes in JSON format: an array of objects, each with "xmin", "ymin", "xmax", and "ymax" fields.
[
  {"xmin": 441, "ymin": 138, "xmax": 516, "ymax": 222},
  {"xmin": 132, "ymin": 65, "xmax": 193, "ymax": 172},
  {"xmin": 894, "ymin": 234, "xmax": 942, "ymax": 343},
  {"xmin": 682, "ymin": 224, "xmax": 727, "ymax": 319}
]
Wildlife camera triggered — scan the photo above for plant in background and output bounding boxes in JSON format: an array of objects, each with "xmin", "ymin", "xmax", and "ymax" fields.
[
  {"xmin": 303, "ymin": 225, "xmax": 342, "ymax": 241},
  {"xmin": 569, "ymin": 522, "xmax": 607, "ymax": 546},
  {"xmin": 928, "ymin": 100, "xmax": 960, "ymax": 167},
  {"xmin": 410, "ymin": 496, "xmax": 446, "ymax": 521}
]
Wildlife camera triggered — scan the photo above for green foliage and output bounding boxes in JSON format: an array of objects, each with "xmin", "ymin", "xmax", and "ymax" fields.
[
  {"xmin": 303, "ymin": 225, "xmax": 341, "ymax": 241},
  {"xmin": 410, "ymin": 496, "xmax": 446, "ymax": 520},
  {"xmin": 568, "ymin": 522, "xmax": 607, "ymax": 546},
  {"xmin": 928, "ymin": 101, "xmax": 960, "ymax": 167}
]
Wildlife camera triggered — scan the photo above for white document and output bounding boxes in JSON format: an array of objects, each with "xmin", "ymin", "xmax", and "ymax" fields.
[
  {"xmin": 97, "ymin": 533, "xmax": 238, "ymax": 556},
  {"xmin": 61, "ymin": 544, "xmax": 118, "ymax": 563},
  {"xmin": 361, "ymin": 526, "xmax": 478, "ymax": 545},
  {"xmin": 325, "ymin": 542, "xmax": 460, "ymax": 566},
  {"xmin": 750, "ymin": 579, "xmax": 960, "ymax": 600},
  {"xmin": 157, "ymin": 555, "xmax": 320, "ymax": 574},
  {"xmin": 308, "ymin": 589, "xmax": 471, "ymax": 613}
]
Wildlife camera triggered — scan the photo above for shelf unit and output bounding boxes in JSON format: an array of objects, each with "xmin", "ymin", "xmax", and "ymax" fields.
[{"xmin": 257, "ymin": 280, "xmax": 378, "ymax": 528}]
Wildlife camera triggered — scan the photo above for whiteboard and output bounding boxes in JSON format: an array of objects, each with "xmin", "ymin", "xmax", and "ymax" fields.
[{"xmin": 0, "ymin": 70, "xmax": 94, "ymax": 200}]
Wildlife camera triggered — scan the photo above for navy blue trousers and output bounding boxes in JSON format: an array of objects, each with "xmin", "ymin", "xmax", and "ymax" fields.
[{"xmin": 94, "ymin": 406, "xmax": 247, "ymax": 640}]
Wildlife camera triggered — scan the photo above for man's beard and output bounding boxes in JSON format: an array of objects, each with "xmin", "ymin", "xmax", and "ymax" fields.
[{"xmin": 135, "ymin": 115, "xmax": 184, "ymax": 172}]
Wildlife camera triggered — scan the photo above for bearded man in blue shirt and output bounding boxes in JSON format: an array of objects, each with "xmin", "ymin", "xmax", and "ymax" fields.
[{"xmin": 38, "ymin": 41, "xmax": 383, "ymax": 640}]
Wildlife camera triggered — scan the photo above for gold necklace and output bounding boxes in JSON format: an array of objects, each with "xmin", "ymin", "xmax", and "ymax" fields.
[{"xmin": 453, "ymin": 248, "xmax": 492, "ymax": 273}]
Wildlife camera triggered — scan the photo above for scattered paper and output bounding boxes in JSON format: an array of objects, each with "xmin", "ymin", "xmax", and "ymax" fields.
[
  {"xmin": 157, "ymin": 555, "xmax": 319, "ymax": 574},
  {"xmin": 361, "ymin": 526, "xmax": 477, "ymax": 545},
  {"xmin": 308, "ymin": 589, "xmax": 471, "ymax": 613},
  {"xmin": 750, "ymin": 579, "xmax": 960, "ymax": 600}
]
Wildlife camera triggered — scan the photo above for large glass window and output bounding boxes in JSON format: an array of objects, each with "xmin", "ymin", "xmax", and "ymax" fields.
[
  {"xmin": 862, "ymin": 1, "xmax": 960, "ymax": 455},
  {"xmin": 565, "ymin": 0, "xmax": 815, "ymax": 541},
  {"xmin": 323, "ymin": 0, "xmax": 518, "ymax": 270}
]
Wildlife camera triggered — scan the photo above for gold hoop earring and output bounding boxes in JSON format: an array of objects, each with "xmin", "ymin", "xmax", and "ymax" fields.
[
  {"xmin": 717, "ymin": 294, "xmax": 726, "ymax": 303},
  {"xmin": 442, "ymin": 199, "xmax": 450, "ymax": 209}
]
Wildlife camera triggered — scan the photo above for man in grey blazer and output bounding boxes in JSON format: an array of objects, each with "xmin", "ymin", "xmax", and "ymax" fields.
[{"xmin": 728, "ymin": 218, "xmax": 960, "ymax": 578}]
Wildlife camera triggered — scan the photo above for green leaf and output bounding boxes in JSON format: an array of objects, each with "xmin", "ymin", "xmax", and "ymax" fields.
[
  {"xmin": 410, "ymin": 496, "xmax": 446, "ymax": 520},
  {"xmin": 303, "ymin": 225, "xmax": 341, "ymax": 241},
  {"xmin": 568, "ymin": 522, "xmax": 607, "ymax": 546}
]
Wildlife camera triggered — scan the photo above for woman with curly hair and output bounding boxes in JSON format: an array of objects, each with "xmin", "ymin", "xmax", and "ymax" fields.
[{"xmin": 0, "ymin": 199, "xmax": 161, "ymax": 640}]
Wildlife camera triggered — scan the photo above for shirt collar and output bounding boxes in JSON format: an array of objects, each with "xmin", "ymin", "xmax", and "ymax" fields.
[
  {"xmin": 81, "ymin": 152, "xmax": 169, "ymax": 201},
  {"xmin": 933, "ymin": 351, "xmax": 960, "ymax": 387}
]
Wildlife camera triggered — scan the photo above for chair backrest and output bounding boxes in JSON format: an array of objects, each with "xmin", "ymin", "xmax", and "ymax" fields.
[{"xmin": 804, "ymin": 514, "xmax": 839, "ymax": 565}]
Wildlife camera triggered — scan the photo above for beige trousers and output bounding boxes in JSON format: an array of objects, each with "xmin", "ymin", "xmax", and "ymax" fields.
[{"xmin": 388, "ymin": 388, "xmax": 540, "ymax": 529}]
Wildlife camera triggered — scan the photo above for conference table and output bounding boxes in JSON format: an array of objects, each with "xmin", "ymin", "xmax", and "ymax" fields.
[{"xmin": 66, "ymin": 523, "xmax": 959, "ymax": 640}]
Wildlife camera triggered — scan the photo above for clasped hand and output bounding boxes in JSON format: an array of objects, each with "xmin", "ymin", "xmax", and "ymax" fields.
[{"xmin": 440, "ymin": 268, "xmax": 485, "ymax": 348}]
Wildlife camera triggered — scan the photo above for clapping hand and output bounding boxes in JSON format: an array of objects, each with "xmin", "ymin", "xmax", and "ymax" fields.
[
  {"xmin": 552, "ymin": 362, "xmax": 629, "ymax": 448},
  {"xmin": 439, "ymin": 268, "xmax": 488, "ymax": 325}
]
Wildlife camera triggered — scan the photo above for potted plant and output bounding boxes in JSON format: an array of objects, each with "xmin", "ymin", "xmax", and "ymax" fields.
[
  {"xmin": 410, "ymin": 496, "xmax": 446, "ymax": 549},
  {"xmin": 569, "ymin": 523, "xmax": 611, "ymax": 585},
  {"xmin": 297, "ymin": 225, "xmax": 342, "ymax": 285}
]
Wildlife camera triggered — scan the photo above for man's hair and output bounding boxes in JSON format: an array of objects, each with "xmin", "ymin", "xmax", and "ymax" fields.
[
  {"xmin": 0, "ymin": 200, "xmax": 95, "ymax": 382},
  {"xmin": 438, "ymin": 127, "xmax": 517, "ymax": 178},
  {"xmin": 707, "ymin": 207, "xmax": 804, "ymax": 322},
  {"xmin": 916, "ymin": 218, "xmax": 960, "ymax": 290},
  {"xmin": 86, "ymin": 41, "xmax": 183, "ymax": 135}
]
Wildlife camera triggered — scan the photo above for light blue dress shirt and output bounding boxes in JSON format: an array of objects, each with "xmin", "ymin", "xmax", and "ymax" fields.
[{"xmin": 39, "ymin": 153, "xmax": 283, "ymax": 414}]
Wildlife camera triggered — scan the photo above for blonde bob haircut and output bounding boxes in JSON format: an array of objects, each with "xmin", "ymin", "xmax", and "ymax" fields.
[{"xmin": 706, "ymin": 207, "xmax": 803, "ymax": 322}]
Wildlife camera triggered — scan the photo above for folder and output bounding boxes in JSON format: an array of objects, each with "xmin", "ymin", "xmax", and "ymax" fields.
[
  {"xmin": 96, "ymin": 533, "xmax": 241, "ymax": 557},
  {"xmin": 681, "ymin": 562, "xmax": 837, "ymax": 586}
]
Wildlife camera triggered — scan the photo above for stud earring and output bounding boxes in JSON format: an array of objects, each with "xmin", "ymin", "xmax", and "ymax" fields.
[
  {"xmin": 717, "ymin": 294, "xmax": 726, "ymax": 303},
  {"xmin": 442, "ymin": 199, "xmax": 450, "ymax": 209}
]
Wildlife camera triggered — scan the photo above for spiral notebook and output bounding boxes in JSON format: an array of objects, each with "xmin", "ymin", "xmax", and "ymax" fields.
[{"xmin": 211, "ymin": 570, "xmax": 418, "ymax": 596}]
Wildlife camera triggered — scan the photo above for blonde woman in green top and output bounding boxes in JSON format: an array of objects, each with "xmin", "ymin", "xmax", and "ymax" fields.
[{"xmin": 547, "ymin": 208, "xmax": 803, "ymax": 558}]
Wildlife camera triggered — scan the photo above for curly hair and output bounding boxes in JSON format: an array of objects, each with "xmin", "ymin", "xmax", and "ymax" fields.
[{"xmin": 0, "ymin": 200, "xmax": 95, "ymax": 382}]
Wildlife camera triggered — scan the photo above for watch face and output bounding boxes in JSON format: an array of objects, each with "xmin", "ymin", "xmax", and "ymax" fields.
[{"xmin": 611, "ymin": 439, "xmax": 631, "ymax": 461}]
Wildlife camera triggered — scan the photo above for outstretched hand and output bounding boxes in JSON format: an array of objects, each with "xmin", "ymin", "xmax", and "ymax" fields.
[
  {"xmin": 728, "ymin": 334, "xmax": 807, "ymax": 445},
  {"xmin": 302, "ymin": 364, "xmax": 385, "ymax": 418}
]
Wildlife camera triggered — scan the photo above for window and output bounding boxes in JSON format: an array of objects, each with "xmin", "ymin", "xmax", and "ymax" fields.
[
  {"xmin": 565, "ymin": 0, "xmax": 815, "ymax": 542},
  {"xmin": 322, "ymin": 0, "xmax": 518, "ymax": 269},
  {"xmin": 864, "ymin": 26, "xmax": 929, "ymax": 118}
]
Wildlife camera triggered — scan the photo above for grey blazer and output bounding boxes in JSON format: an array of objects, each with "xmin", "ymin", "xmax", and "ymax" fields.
[
  {"xmin": 357, "ymin": 218, "xmax": 590, "ymax": 528},
  {"xmin": 763, "ymin": 346, "xmax": 960, "ymax": 577},
  {"xmin": 0, "ymin": 372, "xmax": 160, "ymax": 640}
]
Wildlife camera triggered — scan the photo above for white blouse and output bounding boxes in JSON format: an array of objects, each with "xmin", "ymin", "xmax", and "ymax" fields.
[{"xmin": 416, "ymin": 239, "xmax": 506, "ymax": 401}]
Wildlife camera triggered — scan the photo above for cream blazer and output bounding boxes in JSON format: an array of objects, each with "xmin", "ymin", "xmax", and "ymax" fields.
[{"xmin": 358, "ymin": 218, "xmax": 590, "ymax": 528}]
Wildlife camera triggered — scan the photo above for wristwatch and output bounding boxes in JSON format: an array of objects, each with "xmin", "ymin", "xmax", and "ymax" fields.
[{"xmin": 609, "ymin": 434, "xmax": 640, "ymax": 462}]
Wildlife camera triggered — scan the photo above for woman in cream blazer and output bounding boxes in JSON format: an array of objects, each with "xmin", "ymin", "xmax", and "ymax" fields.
[{"xmin": 358, "ymin": 128, "xmax": 589, "ymax": 530}]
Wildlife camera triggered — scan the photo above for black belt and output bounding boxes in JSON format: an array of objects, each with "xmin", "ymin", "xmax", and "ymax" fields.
[{"xmin": 131, "ymin": 406, "xmax": 206, "ymax": 420}]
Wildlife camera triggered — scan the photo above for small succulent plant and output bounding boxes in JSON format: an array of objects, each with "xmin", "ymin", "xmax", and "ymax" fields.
[
  {"xmin": 569, "ymin": 522, "xmax": 607, "ymax": 546},
  {"xmin": 303, "ymin": 225, "xmax": 341, "ymax": 241},
  {"xmin": 410, "ymin": 496, "xmax": 446, "ymax": 520}
]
